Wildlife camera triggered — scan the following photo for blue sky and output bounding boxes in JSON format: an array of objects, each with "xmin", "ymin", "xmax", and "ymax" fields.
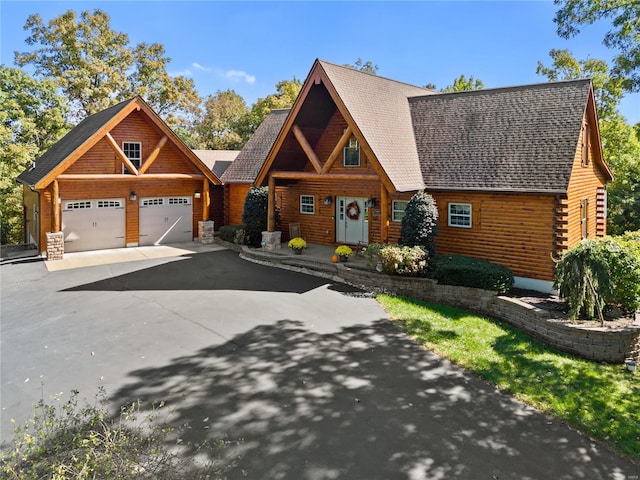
[{"xmin": 1, "ymin": 1, "xmax": 638, "ymax": 124}]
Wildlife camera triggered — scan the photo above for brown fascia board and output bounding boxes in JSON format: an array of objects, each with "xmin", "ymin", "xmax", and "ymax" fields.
[
  {"xmin": 135, "ymin": 98, "xmax": 222, "ymax": 185},
  {"xmin": 256, "ymin": 59, "xmax": 396, "ymax": 193},
  {"xmin": 34, "ymin": 99, "xmax": 140, "ymax": 189}
]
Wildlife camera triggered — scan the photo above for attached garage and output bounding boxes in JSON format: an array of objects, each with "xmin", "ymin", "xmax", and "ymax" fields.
[
  {"xmin": 139, "ymin": 196, "xmax": 193, "ymax": 246},
  {"xmin": 62, "ymin": 199, "xmax": 126, "ymax": 253},
  {"xmin": 17, "ymin": 97, "xmax": 221, "ymax": 258}
]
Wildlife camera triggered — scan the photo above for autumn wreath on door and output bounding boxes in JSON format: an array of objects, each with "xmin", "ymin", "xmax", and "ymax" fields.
[{"xmin": 346, "ymin": 201, "xmax": 360, "ymax": 220}]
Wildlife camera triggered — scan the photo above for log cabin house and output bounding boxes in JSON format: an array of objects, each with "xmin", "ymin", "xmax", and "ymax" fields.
[
  {"xmin": 226, "ymin": 59, "xmax": 612, "ymax": 293},
  {"xmin": 18, "ymin": 96, "xmax": 221, "ymax": 256}
]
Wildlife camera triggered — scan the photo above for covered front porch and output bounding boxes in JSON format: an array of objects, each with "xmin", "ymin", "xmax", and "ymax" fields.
[{"xmin": 239, "ymin": 239, "xmax": 371, "ymax": 273}]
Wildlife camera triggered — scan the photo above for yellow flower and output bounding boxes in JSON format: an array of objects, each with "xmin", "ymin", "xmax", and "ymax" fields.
[
  {"xmin": 335, "ymin": 245, "xmax": 353, "ymax": 257},
  {"xmin": 288, "ymin": 237, "xmax": 307, "ymax": 250}
]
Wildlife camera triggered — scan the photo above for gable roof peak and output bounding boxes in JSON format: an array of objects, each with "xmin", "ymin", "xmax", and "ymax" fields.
[{"xmin": 316, "ymin": 58, "xmax": 435, "ymax": 93}]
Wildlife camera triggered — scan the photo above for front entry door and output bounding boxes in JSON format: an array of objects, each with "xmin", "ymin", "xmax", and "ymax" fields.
[{"xmin": 336, "ymin": 197, "xmax": 368, "ymax": 245}]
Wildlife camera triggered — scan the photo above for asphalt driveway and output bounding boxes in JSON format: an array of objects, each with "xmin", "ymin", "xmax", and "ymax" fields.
[{"xmin": 1, "ymin": 247, "xmax": 638, "ymax": 479}]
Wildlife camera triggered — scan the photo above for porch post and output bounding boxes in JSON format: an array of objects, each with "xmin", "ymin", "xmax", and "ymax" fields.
[
  {"xmin": 51, "ymin": 180, "xmax": 60, "ymax": 232},
  {"xmin": 202, "ymin": 178, "xmax": 210, "ymax": 221},
  {"xmin": 380, "ymin": 184, "xmax": 389, "ymax": 243},
  {"xmin": 267, "ymin": 175, "xmax": 276, "ymax": 232}
]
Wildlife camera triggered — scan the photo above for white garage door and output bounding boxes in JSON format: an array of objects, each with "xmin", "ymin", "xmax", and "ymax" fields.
[
  {"xmin": 62, "ymin": 199, "xmax": 126, "ymax": 253},
  {"xmin": 139, "ymin": 196, "xmax": 193, "ymax": 246}
]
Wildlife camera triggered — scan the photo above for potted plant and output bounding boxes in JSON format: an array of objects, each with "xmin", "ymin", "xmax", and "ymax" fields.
[
  {"xmin": 335, "ymin": 245, "xmax": 353, "ymax": 262},
  {"xmin": 288, "ymin": 237, "xmax": 307, "ymax": 254}
]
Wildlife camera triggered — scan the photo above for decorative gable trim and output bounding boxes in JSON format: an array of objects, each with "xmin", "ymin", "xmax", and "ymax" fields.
[
  {"xmin": 254, "ymin": 59, "xmax": 395, "ymax": 192},
  {"xmin": 33, "ymin": 97, "xmax": 220, "ymax": 190}
]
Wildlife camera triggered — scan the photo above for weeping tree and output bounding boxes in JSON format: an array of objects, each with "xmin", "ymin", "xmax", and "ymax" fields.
[
  {"xmin": 554, "ymin": 236, "xmax": 640, "ymax": 322},
  {"xmin": 399, "ymin": 190, "xmax": 439, "ymax": 256}
]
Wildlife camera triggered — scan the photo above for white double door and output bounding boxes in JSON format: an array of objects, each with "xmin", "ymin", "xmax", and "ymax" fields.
[{"xmin": 336, "ymin": 196, "xmax": 368, "ymax": 245}]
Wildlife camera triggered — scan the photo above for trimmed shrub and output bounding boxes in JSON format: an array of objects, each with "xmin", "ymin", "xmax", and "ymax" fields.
[
  {"xmin": 218, "ymin": 225, "xmax": 245, "ymax": 244},
  {"xmin": 554, "ymin": 234, "xmax": 640, "ymax": 319},
  {"xmin": 241, "ymin": 187, "xmax": 280, "ymax": 247},
  {"xmin": 429, "ymin": 254, "xmax": 514, "ymax": 294},
  {"xmin": 399, "ymin": 191, "xmax": 439, "ymax": 256},
  {"xmin": 379, "ymin": 244, "xmax": 428, "ymax": 277}
]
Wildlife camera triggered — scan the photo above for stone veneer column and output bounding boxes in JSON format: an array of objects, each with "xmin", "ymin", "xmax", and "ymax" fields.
[
  {"xmin": 198, "ymin": 220, "xmax": 215, "ymax": 244},
  {"xmin": 261, "ymin": 231, "xmax": 282, "ymax": 251},
  {"xmin": 46, "ymin": 232, "xmax": 64, "ymax": 260}
]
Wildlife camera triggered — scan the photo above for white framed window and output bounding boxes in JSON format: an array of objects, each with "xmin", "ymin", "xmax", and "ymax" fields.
[
  {"xmin": 448, "ymin": 203, "xmax": 472, "ymax": 228},
  {"xmin": 300, "ymin": 195, "xmax": 315, "ymax": 214},
  {"xmin": 392, "ymin": 200, "xmax": 408, "ymax": 222},
  {"xmin": 343, "ymin": 135, "xmax": 360, "ymax": 167},
  {"xmin": 122, "ymin": 141, "xmax": 141, "ymax": 174}
]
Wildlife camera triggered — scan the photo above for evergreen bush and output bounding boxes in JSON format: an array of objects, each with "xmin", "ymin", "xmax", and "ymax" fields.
[
  {"xmin": 399, "ymin": 191, "xmax": 439, "ymax": 256},
  {"xmin": 429, "ymin": 254, "xmax": 514, "ymax": 294},
  {"xmin": 218, "ymin": 225, "xmax": 245, "ymax": 244},
  {"xmin": 241, "ymin": 187, "xmax": 279, "ymax": 247}
]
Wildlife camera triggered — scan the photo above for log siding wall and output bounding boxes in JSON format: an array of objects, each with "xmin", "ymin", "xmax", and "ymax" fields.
[
  {"xmin": 31, "ymin": 109, "xmax": 215, "ymax": 252},
  {"xmin": 564, "ymin": 115, "xmax": 609, "ymax": 247},
  {"xmin": 385, "ymin": 191, "xmax": 558, "ymax": 281},
  {"xmin": 66, "ymin": 111, "xmax": 200, "ymax": 176}
]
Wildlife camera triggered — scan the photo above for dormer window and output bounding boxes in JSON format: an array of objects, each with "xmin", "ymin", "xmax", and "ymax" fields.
[
  {"xmin": 123, "ymin": 141, "xmax": 141, "ymax": 174},
  {"xmin": 343, "ymin": 135, "xmax": 360, "ymax": 167}
]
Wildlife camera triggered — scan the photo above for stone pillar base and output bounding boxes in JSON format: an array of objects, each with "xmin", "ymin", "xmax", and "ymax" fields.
[
  {"xmin": 198, "ymin": 220, "xmax": 215, "ymax": 244},
  {"xmin": 261, "ymin": 231, "xmax": 282, "ymax": 251},
  {"xmin": 46, "ymin": 232, "xmax": 64, "ymax": 260}
]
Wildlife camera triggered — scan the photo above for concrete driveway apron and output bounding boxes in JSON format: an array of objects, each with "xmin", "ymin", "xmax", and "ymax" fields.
[{"xmin": 1, "ymin": 247, "xmax": 638, "ymax": 479}]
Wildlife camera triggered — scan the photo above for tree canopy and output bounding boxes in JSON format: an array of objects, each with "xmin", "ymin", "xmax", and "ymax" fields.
[
  {"xmin": 0, "ymin": 66, "xmax": 69, "ymax": 243},
  {"xmin": 537, "ymin": 48, "xmax": 624, "ymax": 120},
  {"xmin": 441, "ymin": 74, "xmax": 484, "ymax": 92},
  {"xmin": 537, "ymin": 48, "xmax": 640, "ymax": 234},
  {"xmin": 345, "ymin": 58, "xmax": 379, "ymax": 75},
  {"xmin": 424, "ymin": 75, "xmax": 485, "ymax": 92},
  {"xmin": 15, "ymin": 9, "xmax": 200, "ymax": 123},
  {"xmin": 195, "ymin": 90, "xmax": 249, "ymax": 150},
  {"xmin": 554, "ymin": 0, "xmax": 640, "ymax": 92}
]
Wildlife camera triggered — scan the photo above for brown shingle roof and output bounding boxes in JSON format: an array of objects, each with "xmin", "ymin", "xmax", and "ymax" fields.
[
  {"xmin": 221, "ymin": 109, "xmax": 289, "ymax": 183},
  {"xmin": 193, "ymin": 150, "xmax": 239, "ymax": 178},
  {"xmin": 319, "ymin": 60, "xmax": 433, "ymax": 192},
  {"xmin": 409, "ymin": 79, "xmax": 591, "ymax": 193},
  {"xmin": 17, "ymin": 98, "xmax": 136, "ymax": 188}
]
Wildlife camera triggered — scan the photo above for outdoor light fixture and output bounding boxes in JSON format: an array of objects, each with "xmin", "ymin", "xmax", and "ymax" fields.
[
  {"xmin": 367, "ymin": 198, "xmax": 376, "ymax": 207},
  {"xmin": 194, "ymin": 190, "xmax": 201, "ymax": 199},
  {"xmin": 324, "ymin": 195, "xmax": 332, "ymax": 206},
  {"xmin": 129, "ymin": 191, "xmax": 137, "ymax": 201}
]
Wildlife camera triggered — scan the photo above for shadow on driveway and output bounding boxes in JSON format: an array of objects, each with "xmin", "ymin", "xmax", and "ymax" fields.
[
  {"xmin": 111, "ymin": 319, "xmax": 638, "ymax": 479},
  {"xmin": 62, "ymin": 250, "xmax": 359, "ymax": 295}
]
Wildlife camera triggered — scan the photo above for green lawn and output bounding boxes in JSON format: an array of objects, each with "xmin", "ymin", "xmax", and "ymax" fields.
[{"xmin": 377, "ymin": 294, "xmax": 640, "ymax": 461}]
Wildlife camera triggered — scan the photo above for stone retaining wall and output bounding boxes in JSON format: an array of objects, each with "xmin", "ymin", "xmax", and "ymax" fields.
[
  {"xmin": 230, "ymin": 241, "xmax": 640, "ymax": 363},
  {"xmin": 338, "ymin": 268, "xmax": 640, "ymax": 363}
]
